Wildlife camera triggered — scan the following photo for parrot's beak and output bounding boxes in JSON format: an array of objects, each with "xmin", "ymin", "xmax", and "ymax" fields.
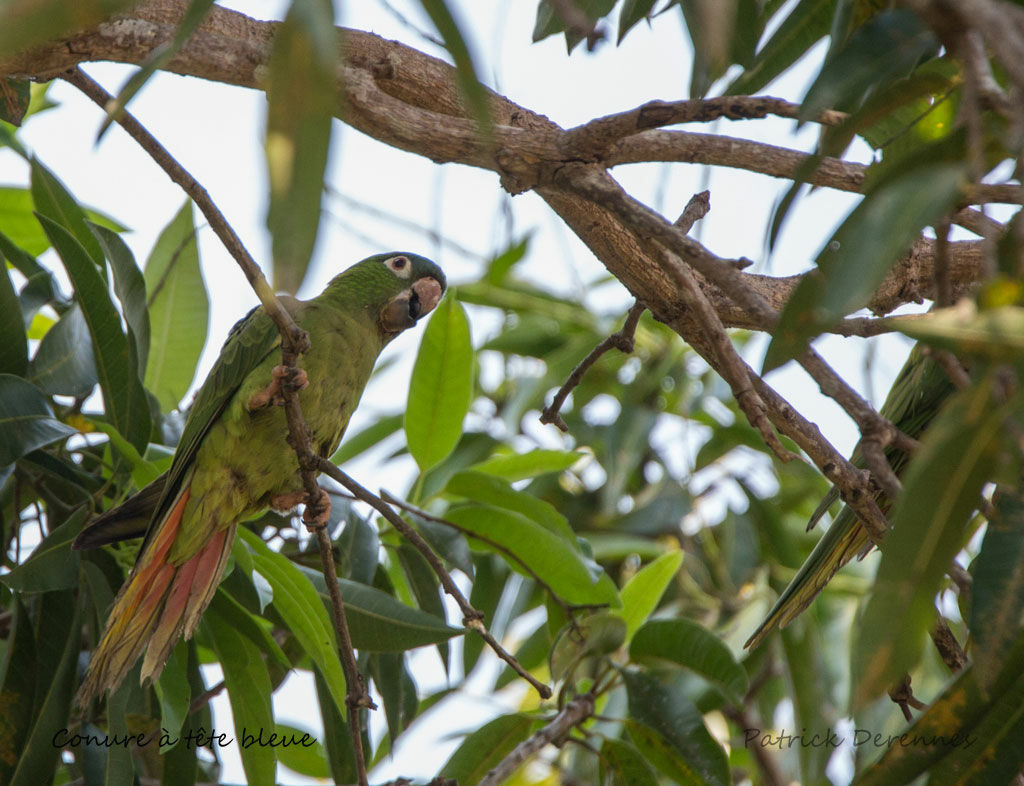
[{"xmin": 379, "ymin": 276, "xmax": 445, "ymax": 334}]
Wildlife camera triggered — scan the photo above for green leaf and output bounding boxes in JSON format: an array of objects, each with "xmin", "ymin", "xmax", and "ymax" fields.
[
  {"xmin": 153, "ymin": 643, "xmax": 192, "ymax": 746},
  {"xmin": 0, "ymin": 78, "xmax": 30, "ymax": 126},
  {"xmin": 38, "ymin": 214, "xmax": 150, "ymax": 451},
  {"xmin": 0, "ymin": 254, "xmax": 28, "ymax": 375},
  {"xmin": 470, "ymin": 448, "xmax": 583, "ymax": 481},
  {"xmin": 725, "ymin": 0, "xmax": 835, "ymax": 96},
  {"xmin": 853, "ymin": 374, "xmax": 1013, "ymax": 707},
  {"xmin": 0, "ymin": 373, "xmax": 76, "ymax": 468},
  {"xmin": 91, "ymin": 222, "xmax": 150, "ymax": 376},
  {"xmin": 0, "ymin": 508, "xmax": 84, "ymax": 592},
  {"xmin": 0, "ymin": 598, "xmax": 36, "ymax": 785},
  {"xmin": 405, "ymin": 294, "xmax": 474, "ymax": 471},
  {"xmin": 618, "ymin": 0, "xmax": 658, "ymax": 43},
  {"xmin": 441, "ymin": 713, "xmax": 536, "ymax": 784},
  {"xmin": 801, "ymin": 10, "xmax": 937, "ymax": 120},
  {"xmin": 10, "ymin": 591, "xmax": 83, "ymax": 786},
  {"xmin": 31, "ymin": 158, "xmax": 105, "ymax": 266},
  {"xmin": 446, "ymin": 470, "xmax": 576, "ymax": 542},
  {"xmin": 854, "ymin": 634, "xmax": 1024, "ymax": 786},
  {"xmin": 0, "ymin": 186, "xmax": 123, "ymax": 259},
  {"xmin": 314, "ymin": 666, "xmax": 356, "ymax": 784},
  {"xmin": 629, "ymin": 619, "xmax": 749, "ymax": 705},
  {"xmin": 275, "ymin": 722, "xmax": 330, "ymax": 779},
  {"xmin": 968, "ymin": 483, "xmax": 1024, "ymax": 687},
  {"xmin": 599, "ymin": 737, "xmax": 659, "ymax": 786},
  {"xmin": 890, "ymin": 302, "xmax": 1024, "ymax": 362},
  {"xmin": 209, "ymin": 588, "xmax": 290, "ymax": 670},
  {"xmin": 201, "ymin": 607, "xmax": 276, "ymax": 786},
  {"xmin": 615, "ymin": 550, "xmax": 683, "ymax": 641},
  {"xmin": 329, "ymin": 412, "xmax": 403, "ymax": 465},
  {"xmin": 0, "ymin": 187, "xmax": 50, "ymax": 257},
  {"xmin": 236, "ymin": 528, "xmax": 348, "ymax": 717},
  {"xmin": 144, "ymin": 200, "xmax": 209, "ymax": 411},
  {"xmin": 550, "ymin": 611, "xmax": 627, "ymax": 682},
  {"xmin": 295, "ymin": 562, "xmax": 462, "ymax": 651},
  {"xmin": 418, "ymin": 0, "xmax": 494, "ymax": 138},
  {"xmin": 0, "ymin": 0, "xmax": 136, "ymax": 59},
  {"xmin": 764, "ymin": 159, "xmax": 965, "ymax": 370},
  {"xmin": 265, "ymin": 0, "xmax": 336, "ymax": 294},
  {"xmin": 27, "ymin": 303, "xmax": 98, "ymax": 397},
  {"xmin": 445, "ymin": 504, "xmax": 620, "ymax": 606},
  {"xmin": 623, "ymin": 670, "xmax": 729, "ymax": 786}
]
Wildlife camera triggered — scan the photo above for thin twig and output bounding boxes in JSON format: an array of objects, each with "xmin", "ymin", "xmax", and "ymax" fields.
[
  {"xmin": 674, "ymin": 190, "xmax": 711, "ymax": 232},
  {"xmin": 479, "ymin": 694, "xmax": 596, "ymax": 786},
  {"xmin": 658, "ymin": 245, "xmax": 796, "ymax": 463},
  {"xmin": 62, "ymin": 66, "xmax": 372, "ymax": 786},
  {"xmin": 930, "ymin": 617, "xmax": 968, "ymax": 673},
  {"xmin": 320, "ymin": 461, "xmax": 554, "ymax": 699},
  {"xmin": 540, "ymin": 301, "xmax": 645, "ymax": 431},
  {"xmin": 564, "ymin": 96, "xmax": 847, "ymax": 159}
]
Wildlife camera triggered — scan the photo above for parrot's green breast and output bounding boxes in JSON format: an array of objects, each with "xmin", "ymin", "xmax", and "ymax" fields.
[{"xmin": 169, "ymin": 301, "xmax": 382, "ymax": 562}]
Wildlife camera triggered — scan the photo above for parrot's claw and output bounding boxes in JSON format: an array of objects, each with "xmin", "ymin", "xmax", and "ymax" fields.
[
  {"xmin": 248, "ymin": 365, "xmax": 310, "ymax": 410},
  {"xmin": 302, "ymin": 487, "xmax": 331, "ymax": 530}
]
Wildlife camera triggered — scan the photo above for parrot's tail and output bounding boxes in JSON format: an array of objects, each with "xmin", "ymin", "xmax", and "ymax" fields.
[
  {"xmin": 76, "ymin": 484, "xmax": 235, "ymax": 706},
  {"xmin": 745, "ymin": 514, "xmax": 873, "ymax": 649}
]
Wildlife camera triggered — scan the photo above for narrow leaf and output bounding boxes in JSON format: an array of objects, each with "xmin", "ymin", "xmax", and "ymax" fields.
[
  {"xmin": 0, "ymin": 373, "xmax": 76, "ymax": 468},
  {"xmin": 265, "ymin": 0, "xmax": 336, "ymax": 293},
  {"xmin": 91, "ymin": 222, "xmax": 150, "ymax": 375},
  {"xmin": 968, "ymin": 483, "xmax": 1024, "ymax": 687},
  {"xmin": 27, "ymin": 303, "xmax": 98, "ymax": 397},
  {"xmin": 725, "ymin": 0, "xmax": 835, "ymax": 96},
  {"xmin": 30, "ymin": 158, "xmax": 105, "ymax": 266},
  {"xmin": 446, "ymin": 504, "xmax": 620, "ymax": 605},
  {"xmin": 236, "ymin": 528, "xmax": 347, "ymax": 716},
  {"xmin": 854, "ymin": 375, "xmax": 1012, "ymax": 706},
  {"xmin": 615, "ymin": 551, "xmax": 683, "ymax": 641},
  {"xmin": 0, "ymin": 255, "xmax": 28, "ymax": 375},
  {"xmin": 38, "ymin": 214, "xmax": 150, "ymax": 451},
  {"xmin": 418, "ymin": 0, "xmax": 494, "ymax": 139},
  {"xmin": 623, "ymin": 670, "xmax": 729, "ymax": 786},
  {"xmin": 629, "ymin": 618, "xmax": 749, "ymax": 705},
  {"xmin": 0, "ymin": 508, "xmax": 84, "ymax": 592},
  {"xmin": 441, "ymin": 713, "xmax": 536, "ymax": 785},
  {"xmin": 144, "ymin": 200, "xmax": 209, "ymax": 411},
  {"xmin": 405, "ymin": 295, "xmax": 474, "ymax": 471},
  {"xmin": 764, "ymin": 160, "xmax": 964, "ymax": 370},
  {"xmin": 201, "ymin": 609, "xmax": 276, "ymax": 786}
]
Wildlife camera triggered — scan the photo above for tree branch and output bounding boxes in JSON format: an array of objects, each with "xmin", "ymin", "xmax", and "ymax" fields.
[{"xmin": 60, "ymin": 65, "xmax": 372, "ymax": 786}]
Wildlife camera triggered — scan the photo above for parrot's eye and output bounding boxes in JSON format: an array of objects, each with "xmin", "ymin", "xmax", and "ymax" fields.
[{"xmin": 384, "ymin": 255, "xmax": 412, "ymax": 279}]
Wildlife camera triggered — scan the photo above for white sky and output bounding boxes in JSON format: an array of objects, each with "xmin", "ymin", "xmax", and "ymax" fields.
[{"xmin": 0, "ymin": 0, "xmax": 940, "ymax": 782}]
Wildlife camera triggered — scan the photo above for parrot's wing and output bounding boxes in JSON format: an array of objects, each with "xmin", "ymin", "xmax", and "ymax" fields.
[
  {"xmin": 74, "ymin": 473, "xmax": 169, "ymax": 549},
  {"xmin": 745, "ymin": 344, "xmax": 956, "ymax": 648},
  {"xmin": 146, "ymin": 300, "xmax": 295, "ymax": 542}
]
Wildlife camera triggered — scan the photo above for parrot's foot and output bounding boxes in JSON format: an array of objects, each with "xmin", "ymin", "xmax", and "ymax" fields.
[
  {"xmin": 302, "ymin": 487, "xmax": 331, "ymax": 530},
  {"xmin": 248, "ymin": 365, "xmax": 309, "ymax": 410},
  {"xmin": 270, "ymin": 490, "xmax": 307, "ymax": 512}
]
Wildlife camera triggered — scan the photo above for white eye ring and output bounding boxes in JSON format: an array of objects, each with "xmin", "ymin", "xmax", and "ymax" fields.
[{"xmin": 383, "ymin": 255, "xmax": 412, "ymax": 279}]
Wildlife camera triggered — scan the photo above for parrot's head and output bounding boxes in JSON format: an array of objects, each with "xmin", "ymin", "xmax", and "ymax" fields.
[{"xmin": 332, "ymin": 252, "xmax": 446, "ymax": 340}]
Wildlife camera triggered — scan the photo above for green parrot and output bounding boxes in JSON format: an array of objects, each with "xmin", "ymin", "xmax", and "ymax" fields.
[
  {"xmin": 744, "ymin": 343, "xmax": 955, "ymax": 649},
  {"xmin": 74, "ymin": 252, "xmax": 445, "ymax": 704}
]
